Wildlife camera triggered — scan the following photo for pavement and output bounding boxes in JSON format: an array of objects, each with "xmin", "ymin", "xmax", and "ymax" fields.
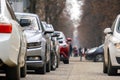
[{"xmin": 1, "ymin": 56, "xmax": 120, "ymax": 80}]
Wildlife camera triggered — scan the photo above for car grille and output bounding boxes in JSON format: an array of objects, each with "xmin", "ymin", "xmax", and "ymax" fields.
[{"xmin": 27, "ymin": 42, "xmax": 41, "ymax": 49}]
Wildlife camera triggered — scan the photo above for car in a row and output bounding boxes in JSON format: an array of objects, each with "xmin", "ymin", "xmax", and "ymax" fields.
[
  {"xmin": 15, "ymin": 12, "xmax": 62, "ymax": 74},
  {"xmin": 103, "ymin": 14, "xmax": 120, "ymax": 76},
  {"xmin": 85, "ymin": 44, "xmax": 104, "ymax": 62},
  {"xmin": 54, "ymin": 31, "xmax": 70, "ymax": 64},
  {"xmin": 15, "ymin": 12, "xmax": 71, "ymax": 75},
  {"xmin": 0, "ymin": 0, "xmax": 71, "ymax": 79},
  {"xmin": 0, "ymin": 0, "xmax": 27, "ymax": 80}
]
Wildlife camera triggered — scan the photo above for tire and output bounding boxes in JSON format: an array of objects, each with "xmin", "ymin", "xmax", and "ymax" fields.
[
  {"xmin": 94, "ymin": 54, "xmax": 103, "ymax": 62},
  {"xmin": 107, "ymin": 55, "xmax": 117, "ymax": 76},
  {"xmin": 20, "ymin": 62, "xmax": 26, "ymax": 78},
  {"xmin": 51, "ymin": 54, "xmax": 57, "ymax": 70},
  {"xmin": 46, "ymin": 60, "xmax": 51, "ymax": 72},
  {"xmin": 103, "ymin": 59, "xmax": 107, "ymax": 73},
  {"xmin": 63, "ymin": 59, "xmax": 69, "ymax": 64},
  {"xmin": 6, "ymin": 65, "xmax": 20, "ymax": 80},
  {"xmin": 35, "ymin": 62, "xmax": 46, "ymax": 74}
]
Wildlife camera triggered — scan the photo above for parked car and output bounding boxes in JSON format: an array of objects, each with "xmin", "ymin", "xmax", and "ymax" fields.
[
  {"xmin": 103, "ymin": 14, "xmax": 120, "ymax": 75},
  {"xmin": 41, "ymin": 22, "xmax": 57, "ymax": 70},
  {"xmin": 41, "ymin": 22, "xmax": 60, "ymax": 70},
  {"xmin": 51, "ymin": 32, "xmax": 61, "ymax": 68},
  {"xmin": 85, "ymin": 45, "xmax": 104, "ymax": 62},
  {"xmin": 0, "ymin": 0, "xmax": 27, "ymax": 80},
  {"xmin": 54, "ymin": 31, "xmax": 69, "ymax": 64},
  {"xmin": 15, "ymin": 13, "xmax": 51, "ymax": 74}
]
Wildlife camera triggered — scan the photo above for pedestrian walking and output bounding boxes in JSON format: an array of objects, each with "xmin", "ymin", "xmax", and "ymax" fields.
[
  {"xmin": 79, "ymin": 47, "xmax": 82, "ymax": 61},
  {"xmin": 82, "ymin": 48, "xmax": 87, "ymax": 57},
  {"xmin": 69, "ymin": 43, "xmax": 73, "ymax": 57},
  {"xmin": 67, "ymin": 38, "xmax": 72, "ymax": 57},
  {"xmin": 73, "ymin": 47, "xmax": 78, "ymax": 57}
]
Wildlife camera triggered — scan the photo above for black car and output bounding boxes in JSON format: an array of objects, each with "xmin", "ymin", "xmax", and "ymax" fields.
[{"xmin": 85, "ymin": 44, "xmax": 104, "ymax": 62}]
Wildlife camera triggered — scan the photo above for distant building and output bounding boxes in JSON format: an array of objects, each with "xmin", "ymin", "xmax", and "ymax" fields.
[{"xmin": 9, "ymin": 0, "xmax": 30, "ymax": 12}]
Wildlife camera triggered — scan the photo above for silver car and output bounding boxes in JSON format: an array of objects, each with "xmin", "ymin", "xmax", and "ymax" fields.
[
  {"xmin": 41, "ymin": 22, "xmax": 60, "ymax": 70},
  {"xmin": 16, "ymin": 13, "xmax": 51, "ymax": 74}
]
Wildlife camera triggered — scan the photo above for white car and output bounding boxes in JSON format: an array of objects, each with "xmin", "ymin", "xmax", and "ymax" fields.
[
  {"xmin": 0, "ymin": 0, "xmax": 27, "ymax": 80},
  {"xmin": 103, "ymin": 14, "xmax": 120, "ymax": 75}
]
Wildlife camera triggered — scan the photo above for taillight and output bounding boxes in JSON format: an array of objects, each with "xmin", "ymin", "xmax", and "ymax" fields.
[{"xmin": 0, "ymin": 23, "xmax": 12, "ymax": 33}]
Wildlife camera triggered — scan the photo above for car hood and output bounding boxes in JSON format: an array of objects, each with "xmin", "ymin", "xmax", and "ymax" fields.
[
  {"xmin": 24, "ymin": 30, "xmax": 42, "ymax": 43},
  {"xmin": 86, "ymin": 47, "xmax": 98, "ymax": 54}
]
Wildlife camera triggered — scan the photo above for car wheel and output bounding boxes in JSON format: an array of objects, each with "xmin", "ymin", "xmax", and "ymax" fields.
[
  {"xmin": 46, "ymin": 60, "xmax": 51, "ymax": 72},
  {"xmin": 21, "ymin": 51, "xmax": 27, "ymax": 78},
  {"xmin": 107, "ymin": 55, "xmax": 117, "ymax": 76},
  {"xmin": 6, "ymin": 65, "xmax": 20, "ymax": 80},
  {"xmin": 35, "ymin": 62, "xmax": 46, "ymax": 74},
  {"xmin": 20, "ymin": 62, "xmax": 26, "ymax": 78},
  {"xmin": 63, "ymin": 59, "xmax": 69, "ymax": 64},
  {"xmin": 103, "ymin": 59, "xmax": 107, "ymax": 73},
  {"xmin": 94, "ymin": 54, "xmax": 103, "ymax": 62},
  {"xmin": 51, "ymin": 54, "xmax": 57, "ymax": 70}
]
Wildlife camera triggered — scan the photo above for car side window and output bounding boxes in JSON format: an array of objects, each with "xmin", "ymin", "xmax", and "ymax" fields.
[{"xmin": 116, "ymin": 18, "xmax": 120, "ymax": 33}]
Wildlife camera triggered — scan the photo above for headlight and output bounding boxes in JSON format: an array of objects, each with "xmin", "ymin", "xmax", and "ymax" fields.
[
  {"xmin": 27, "ymin": 42, "xmax": 41, "ymax": 49},
  {"xmin": 114, "ymin": 43, "xmax": 120, "ymax": 49}
]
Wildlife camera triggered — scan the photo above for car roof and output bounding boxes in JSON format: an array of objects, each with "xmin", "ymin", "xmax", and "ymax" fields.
[{"xmin": 15, "ymin": 12, "xmax": 38, "ymax": 17}]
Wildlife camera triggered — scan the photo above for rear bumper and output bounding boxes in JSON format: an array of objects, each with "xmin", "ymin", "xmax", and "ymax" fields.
[
  {"xmin": 60, "ymin": 47, "xmax": 69, "ymax": 60},
  {"xmin": 0, "ymin": 41, "xmax": 20, "ymax": 67},
  {"xmin": 60, "ymin": 55, "xmax": 69, "ymax": 61}
]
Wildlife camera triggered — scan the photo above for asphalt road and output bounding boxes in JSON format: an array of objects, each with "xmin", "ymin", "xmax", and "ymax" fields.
[{"xmin": 0, "ymin": 57, "xmax": 120, "ymax": 80}]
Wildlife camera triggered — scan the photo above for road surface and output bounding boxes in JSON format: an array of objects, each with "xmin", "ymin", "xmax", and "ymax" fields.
[{"xmin": 0, "ymin": 57, "xmax": 120, "ymax": 80}]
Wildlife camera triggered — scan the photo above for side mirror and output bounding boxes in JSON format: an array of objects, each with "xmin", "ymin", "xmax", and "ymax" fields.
[
  {"xmin": 20, "ymin": 19, "xmax": 31, "ymax": 27},
  {"xmin": 104, "ymin": 28, "xmax": 112, "ymax": 34}
]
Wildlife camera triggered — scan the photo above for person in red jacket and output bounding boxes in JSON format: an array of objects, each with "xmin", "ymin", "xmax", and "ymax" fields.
[{"xmin": 73, "ymin": 47, "xmax": 78, "ymax": 57}]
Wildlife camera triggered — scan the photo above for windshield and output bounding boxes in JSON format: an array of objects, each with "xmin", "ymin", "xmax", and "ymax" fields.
[{"xmin": 16, "ymin": 14, "xmax": 39, "ymax": 30}]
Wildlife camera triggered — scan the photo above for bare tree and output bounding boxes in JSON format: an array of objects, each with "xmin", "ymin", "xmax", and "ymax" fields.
[
  {"xmin": 29, "ymin": 0, "xmax": 37, "ymax": 13},
  {"xmin": 78, "ymin": 0, "xmax": 120, "ymax": 48}
]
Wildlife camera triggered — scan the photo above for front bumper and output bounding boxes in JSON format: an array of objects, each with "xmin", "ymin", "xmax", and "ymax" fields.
[
  {"xmin": 26, "ymin": 61, "xmax": 43, "ymax": 69},
  {"xmin": 109, "ymin": 44, "xmax": 120, "ymax": 67},
  {"xmin": 26, "ymin": 47, "xmax": 45, "ymax": 69}
]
